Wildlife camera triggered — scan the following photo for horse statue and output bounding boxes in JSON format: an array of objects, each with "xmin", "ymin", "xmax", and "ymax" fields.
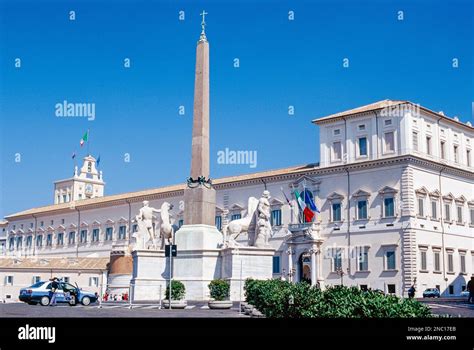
[
  {"xmin": 224, "ymin": 197, "xmax": 259, "ymax": 247},
  {"xmin": 159, "ymin": 202, "xmax": 174, "ymax": 249}
]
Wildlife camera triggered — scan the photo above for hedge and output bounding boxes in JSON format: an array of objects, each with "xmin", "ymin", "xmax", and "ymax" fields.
[{"xmin": 244, "ymin": 279, "xmax": 431, "ymax": 318}]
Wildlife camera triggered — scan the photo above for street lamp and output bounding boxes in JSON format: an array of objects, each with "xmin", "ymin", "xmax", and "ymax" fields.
[
  {"xmin": 288, "ymin": 268, "xmax": 296, "ymax": 283},
  {"xmin": 335, "ymin": 266, "xmax": 345, "ymax": 286}
]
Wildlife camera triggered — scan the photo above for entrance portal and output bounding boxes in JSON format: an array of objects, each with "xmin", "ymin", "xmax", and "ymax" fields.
[{"xmin": 298, "ymin": 252, "xmax": 311, "ymax": 284}]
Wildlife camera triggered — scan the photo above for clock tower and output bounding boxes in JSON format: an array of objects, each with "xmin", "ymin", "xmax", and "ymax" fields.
[{"xmin": 53, "ymin": 155, "xmax": 105, "ymax": 204}]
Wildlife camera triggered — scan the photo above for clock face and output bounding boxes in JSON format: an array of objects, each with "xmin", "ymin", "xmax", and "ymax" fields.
[{"xmin": 85, "ymin": 184, "xmax": 93, "ymax": 194}]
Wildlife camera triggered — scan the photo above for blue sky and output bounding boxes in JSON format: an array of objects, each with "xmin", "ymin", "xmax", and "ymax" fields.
[{"xmin": 0, "ymin": 0, "xmax": 472, "ymax": 217}]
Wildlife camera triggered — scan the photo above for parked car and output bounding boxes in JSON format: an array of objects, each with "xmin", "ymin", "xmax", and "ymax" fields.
[
  {"xmin": 460, "ymin": 290, "xmax": 469, "ymax": 297},
  {"xmin": 19, "ymin": 281, "xmax": 98, "ymax": 306},
  {"xmin": 422, "ymin": 288, "xmax": 440, "ymax": 298}
]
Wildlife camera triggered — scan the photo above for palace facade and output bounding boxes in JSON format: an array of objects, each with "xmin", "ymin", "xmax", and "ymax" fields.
[{"xmin": 2, "ymin": 100, "xmax": 473, "ymax": 300}]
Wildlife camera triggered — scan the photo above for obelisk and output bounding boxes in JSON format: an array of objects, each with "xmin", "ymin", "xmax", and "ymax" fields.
[
  {"xmin": 183, "ymin": 11, "xmax": 216, "ymax": 227},
  {"xmin": 176, "ymin": 11, "xmax": 222, "ymax": 257}
]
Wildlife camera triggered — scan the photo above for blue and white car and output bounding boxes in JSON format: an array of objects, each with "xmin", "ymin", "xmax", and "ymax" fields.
[{"xmin": 19, "ymin": 281, "xmax": 98, "ymax": 306}]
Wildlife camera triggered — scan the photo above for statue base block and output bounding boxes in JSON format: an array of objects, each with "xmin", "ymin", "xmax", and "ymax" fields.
[
  {"xmin": 130, "ymin": 249, "xmax": 167, "ymax": 301},
  {"xmin": 221, "ymin": 246, "xmax": 275, "ymax": 301}
]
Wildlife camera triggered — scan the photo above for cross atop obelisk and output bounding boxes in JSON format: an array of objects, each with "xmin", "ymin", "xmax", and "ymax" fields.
[
  {"xmin": 183, "ymin": 12, "xmax": 216, "ymax": 226},
  {"xmin": 199, "ymin": 10, "xmax": 208, "ymax": 42}
]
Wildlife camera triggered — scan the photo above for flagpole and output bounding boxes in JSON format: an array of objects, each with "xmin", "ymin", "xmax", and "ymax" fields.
[{"xmin": 87, "ymin": 129, "xmax": 90, "ymax": 156}]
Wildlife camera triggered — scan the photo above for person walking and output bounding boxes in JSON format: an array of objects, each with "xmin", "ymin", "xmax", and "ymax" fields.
[
  {"xmin": 408, "ymin": 284, "xmax": 416, "ymax": 299},
  {"xmin": 467, "ymin": 276, "xmax": 474, "ymax": 304},
  {"xmin": 49, "ymin": 277, "xmax": 60, "ymax": 306}
]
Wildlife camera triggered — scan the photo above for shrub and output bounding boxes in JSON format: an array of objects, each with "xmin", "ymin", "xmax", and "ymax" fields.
[
  {"xmin": 245, "ymin": 280, "xmax": 431, "ymax": 318},
  {"xmin": 165, "ymin": 280, "xmax": 186, "ymax": 300},
  {"xmin": 208, "ymin": 279, "xmax": 230, "ymax": 301}
]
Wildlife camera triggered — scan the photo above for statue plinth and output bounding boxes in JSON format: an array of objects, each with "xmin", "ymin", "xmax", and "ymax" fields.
[
  {"xmin": 220, "ymin": 246, "xmax": 275, "ymax": 301},
  {"xmin": 130, "ymin": 249, "xmax": 168, "ymax": 301}
]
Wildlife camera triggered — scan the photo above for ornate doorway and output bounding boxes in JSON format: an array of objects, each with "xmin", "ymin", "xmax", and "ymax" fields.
[{"xmin": 298, "ymin": 252, "xmax": 312, "ymax": 284}]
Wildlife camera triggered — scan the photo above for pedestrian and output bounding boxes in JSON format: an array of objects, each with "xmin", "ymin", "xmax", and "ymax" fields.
[
  {"xmin": 408, "ymin": 284, "xmax": 416, "ymax": 299},
  {"xmin": 467, "ymin": 276, "xmax": 474, "ymax": 304},
  {"xmin": 49, "ymin": 277, "xmax": 60, "ymax": 306}
]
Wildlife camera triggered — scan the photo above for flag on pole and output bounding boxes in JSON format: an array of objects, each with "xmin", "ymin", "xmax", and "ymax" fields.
[
  {"xmin": 304, "ymin": 190, "xmax": 320, "ymax": 213},
  {"xmin": 293, "ymin": 189, "xmax": 306, "ymax": 211},
  {"xmin": 294, "ymin": 189, "xmax": 314, "ymax": 221},
  {"xmin": 280, "ymin": 187, "xmax": 291, "ymax": 205},
  {"xmin": 80, "ymin": 131, "xmax": 89, "ymax": 147},
  {"xmin": 96, "ymin": 155, "xmax": 101, "ymax": 167}
]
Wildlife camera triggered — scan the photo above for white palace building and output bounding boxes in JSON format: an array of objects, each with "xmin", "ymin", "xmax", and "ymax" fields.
[{"xmin": 1, "ymin": 99, "xmax": 473, "ymax": 301}]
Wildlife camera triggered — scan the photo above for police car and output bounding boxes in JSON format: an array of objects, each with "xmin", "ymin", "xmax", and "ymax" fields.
[{"xmin": 19, "ymin": 280, "xmax": 98, "ymax": 306}]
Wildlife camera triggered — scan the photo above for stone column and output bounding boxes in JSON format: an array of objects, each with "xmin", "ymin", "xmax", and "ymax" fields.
[
  {"xmin": 286, "ymin": 246, "xmax": 294, "ymax": 282},
  {"xmin": 310, "ymin": 246, "xmax": 317, "ymax": 287},
  {"xmin": 317, "ymin": 245, "xmax": 325, "ymax": 289}
]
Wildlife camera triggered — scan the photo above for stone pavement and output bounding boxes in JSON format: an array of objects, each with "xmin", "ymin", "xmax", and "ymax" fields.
[{"xmin": 0, "ymin": 301, "xmax": 248, "ymax": 318}]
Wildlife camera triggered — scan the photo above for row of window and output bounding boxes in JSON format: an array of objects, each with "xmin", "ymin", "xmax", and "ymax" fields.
[
  {"xmin": 419, "ymin": 248, "xmax": 468, "ymax": 274},
  {"xmin": 330, "ymin": 197, "xmax": 395, "ymax": 222},
  {"xmin": 330, "ymin": 247, "xmax": 396, "ymax": 272},
  {"xmin": 8, "ymin": 226, "xmax": 127, "ymax": 250},
  {"xmin": 271, "ymin": 247, "xmax": 398, "ymax": 275},
  {"xmin": 417, "ymin": 197, "xmax": 474, "ymax": 225},
  {"xmin": 413, "ymin": 131, "xmax": 471, "ymax": 166}
]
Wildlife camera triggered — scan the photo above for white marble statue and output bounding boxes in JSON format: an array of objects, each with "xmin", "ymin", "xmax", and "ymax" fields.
[
  {"xmin": 290, "ymin": 199, "xmax": 299, "ymax": 224},
  {"xmin": 159, "ymin": 202, "xmax": 174, "ymax": 249},
  {"xmin": 132, "ymin": 200, "xmax": 161, "ymax": 250},
  {"xmin": 224, "ymin": 197, "xmax": 259, "ymax": 247},
  {"xmin": 253, "ymin": 190, "xmax": 272, "ymax": 247}
]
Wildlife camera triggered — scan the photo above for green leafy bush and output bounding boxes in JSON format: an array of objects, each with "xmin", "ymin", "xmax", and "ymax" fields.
[
  {"xmin": 165, "ymin": 280, "xmax": 186, "ymax": 300},
  {"xmin": 244, "ymin": 279, "xmax": 431, "ymax": 318},
  {"xmin": 208, "ymin": 279, "xmax": 230, "ymax": 301}
]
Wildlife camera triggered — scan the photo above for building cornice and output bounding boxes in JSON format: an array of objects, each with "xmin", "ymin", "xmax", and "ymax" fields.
[{"xmin": 5, "ymin": 155, "xmax": 473, "ymax": 221}]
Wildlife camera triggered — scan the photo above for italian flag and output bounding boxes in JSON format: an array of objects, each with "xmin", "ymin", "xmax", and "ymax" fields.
[
  {"xmin": 80, "ymin": 131, "xmax": 89, "ymax": 147},
  {"xmin": 294, "ymin": 189, "xmax": 314, "ymax": 222}
]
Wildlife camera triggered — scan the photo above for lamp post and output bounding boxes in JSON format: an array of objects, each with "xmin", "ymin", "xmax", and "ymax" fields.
[
  {"xmin": 288, "ymin": 268, "xmax": 296, "ymax": 283},
  {"xmin": 335, "ymin": 266, "xmax": 345, "ymax": 286}
]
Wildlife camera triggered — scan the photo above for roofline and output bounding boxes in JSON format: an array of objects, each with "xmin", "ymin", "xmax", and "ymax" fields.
[
  {"xmin": 312, "ymin": 100, "xmax": 473, "ymax": 131},
  {"xmin": 5, "ymin": 153, "xmax": 473, "ymax": 221},
  {"xmin": 4, "ymin": 163, "xmax": 319, "ymax": 220}
]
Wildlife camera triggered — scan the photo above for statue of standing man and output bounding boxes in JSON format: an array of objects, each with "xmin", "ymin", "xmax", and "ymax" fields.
[
  {"xmin": 133, "ymin": 200, "xmax": 161, "ymax": 250},
  {"xmin": 254, "ymin": 190, "xmax": 272, "ymax": 247}
]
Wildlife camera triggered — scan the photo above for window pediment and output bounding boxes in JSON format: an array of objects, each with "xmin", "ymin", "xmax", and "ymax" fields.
[
  {"xmin": 270, "ymin": 198, "xmax": 284, "ymax": 206},
  {"xmin": 415, "ymin": 187, "xmax": 429, "ymax": 196},
  {"xmin": 290, "ymin": 175, "xmax": 321, "ymax": 188},
  {"xmin": 57, "ymin": 224, "xmax": 66, "ymax": 231},
  {"xmin": 80, "ymin": 221, "xmax": 89, "ymax": 228},
  {"xmin": 379, "ymin": 186, "xmax": 398, "ymax": 195},
  {"xmin": 468, "ymin": 200, "xmax": 474, "ymax": 208},
  {"xmin": 117, "ymin": 217, "xmax": 128, "ymax": 224},
  {"xmin": 46, "ymin": 225, "xmax": 55, "ymax": 232},
  {"xmin": 442, "ymin": 193, "xmax": 455, "ymax": 202},
  {"xmin": 328, "ymin": 192, "xmax": 344, "ymax": 201},
  {"xmin": 352, "ymin": 189, "xmax": 371, "ymax": 198},
  {"xmin": 91, "ymin": 220, "xmax": 101, "ymax": 227},
  {"xmin": 105, "ymin": 219, "xmax": 115, "ymax": 225},
  {"xmin": 429, "ymin": 190, "xmax": 441, "ymax": 198},
  {"xmin": 455, "ymin": 195, "xmax": 467, "ymax": 204},
  {"xmin": 230, "ymin": 203, "xmax": 244, "ymax": 211},
  {"xmin": 68, "ymin": 223, "xmax": 77, "ymax": 229}
]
